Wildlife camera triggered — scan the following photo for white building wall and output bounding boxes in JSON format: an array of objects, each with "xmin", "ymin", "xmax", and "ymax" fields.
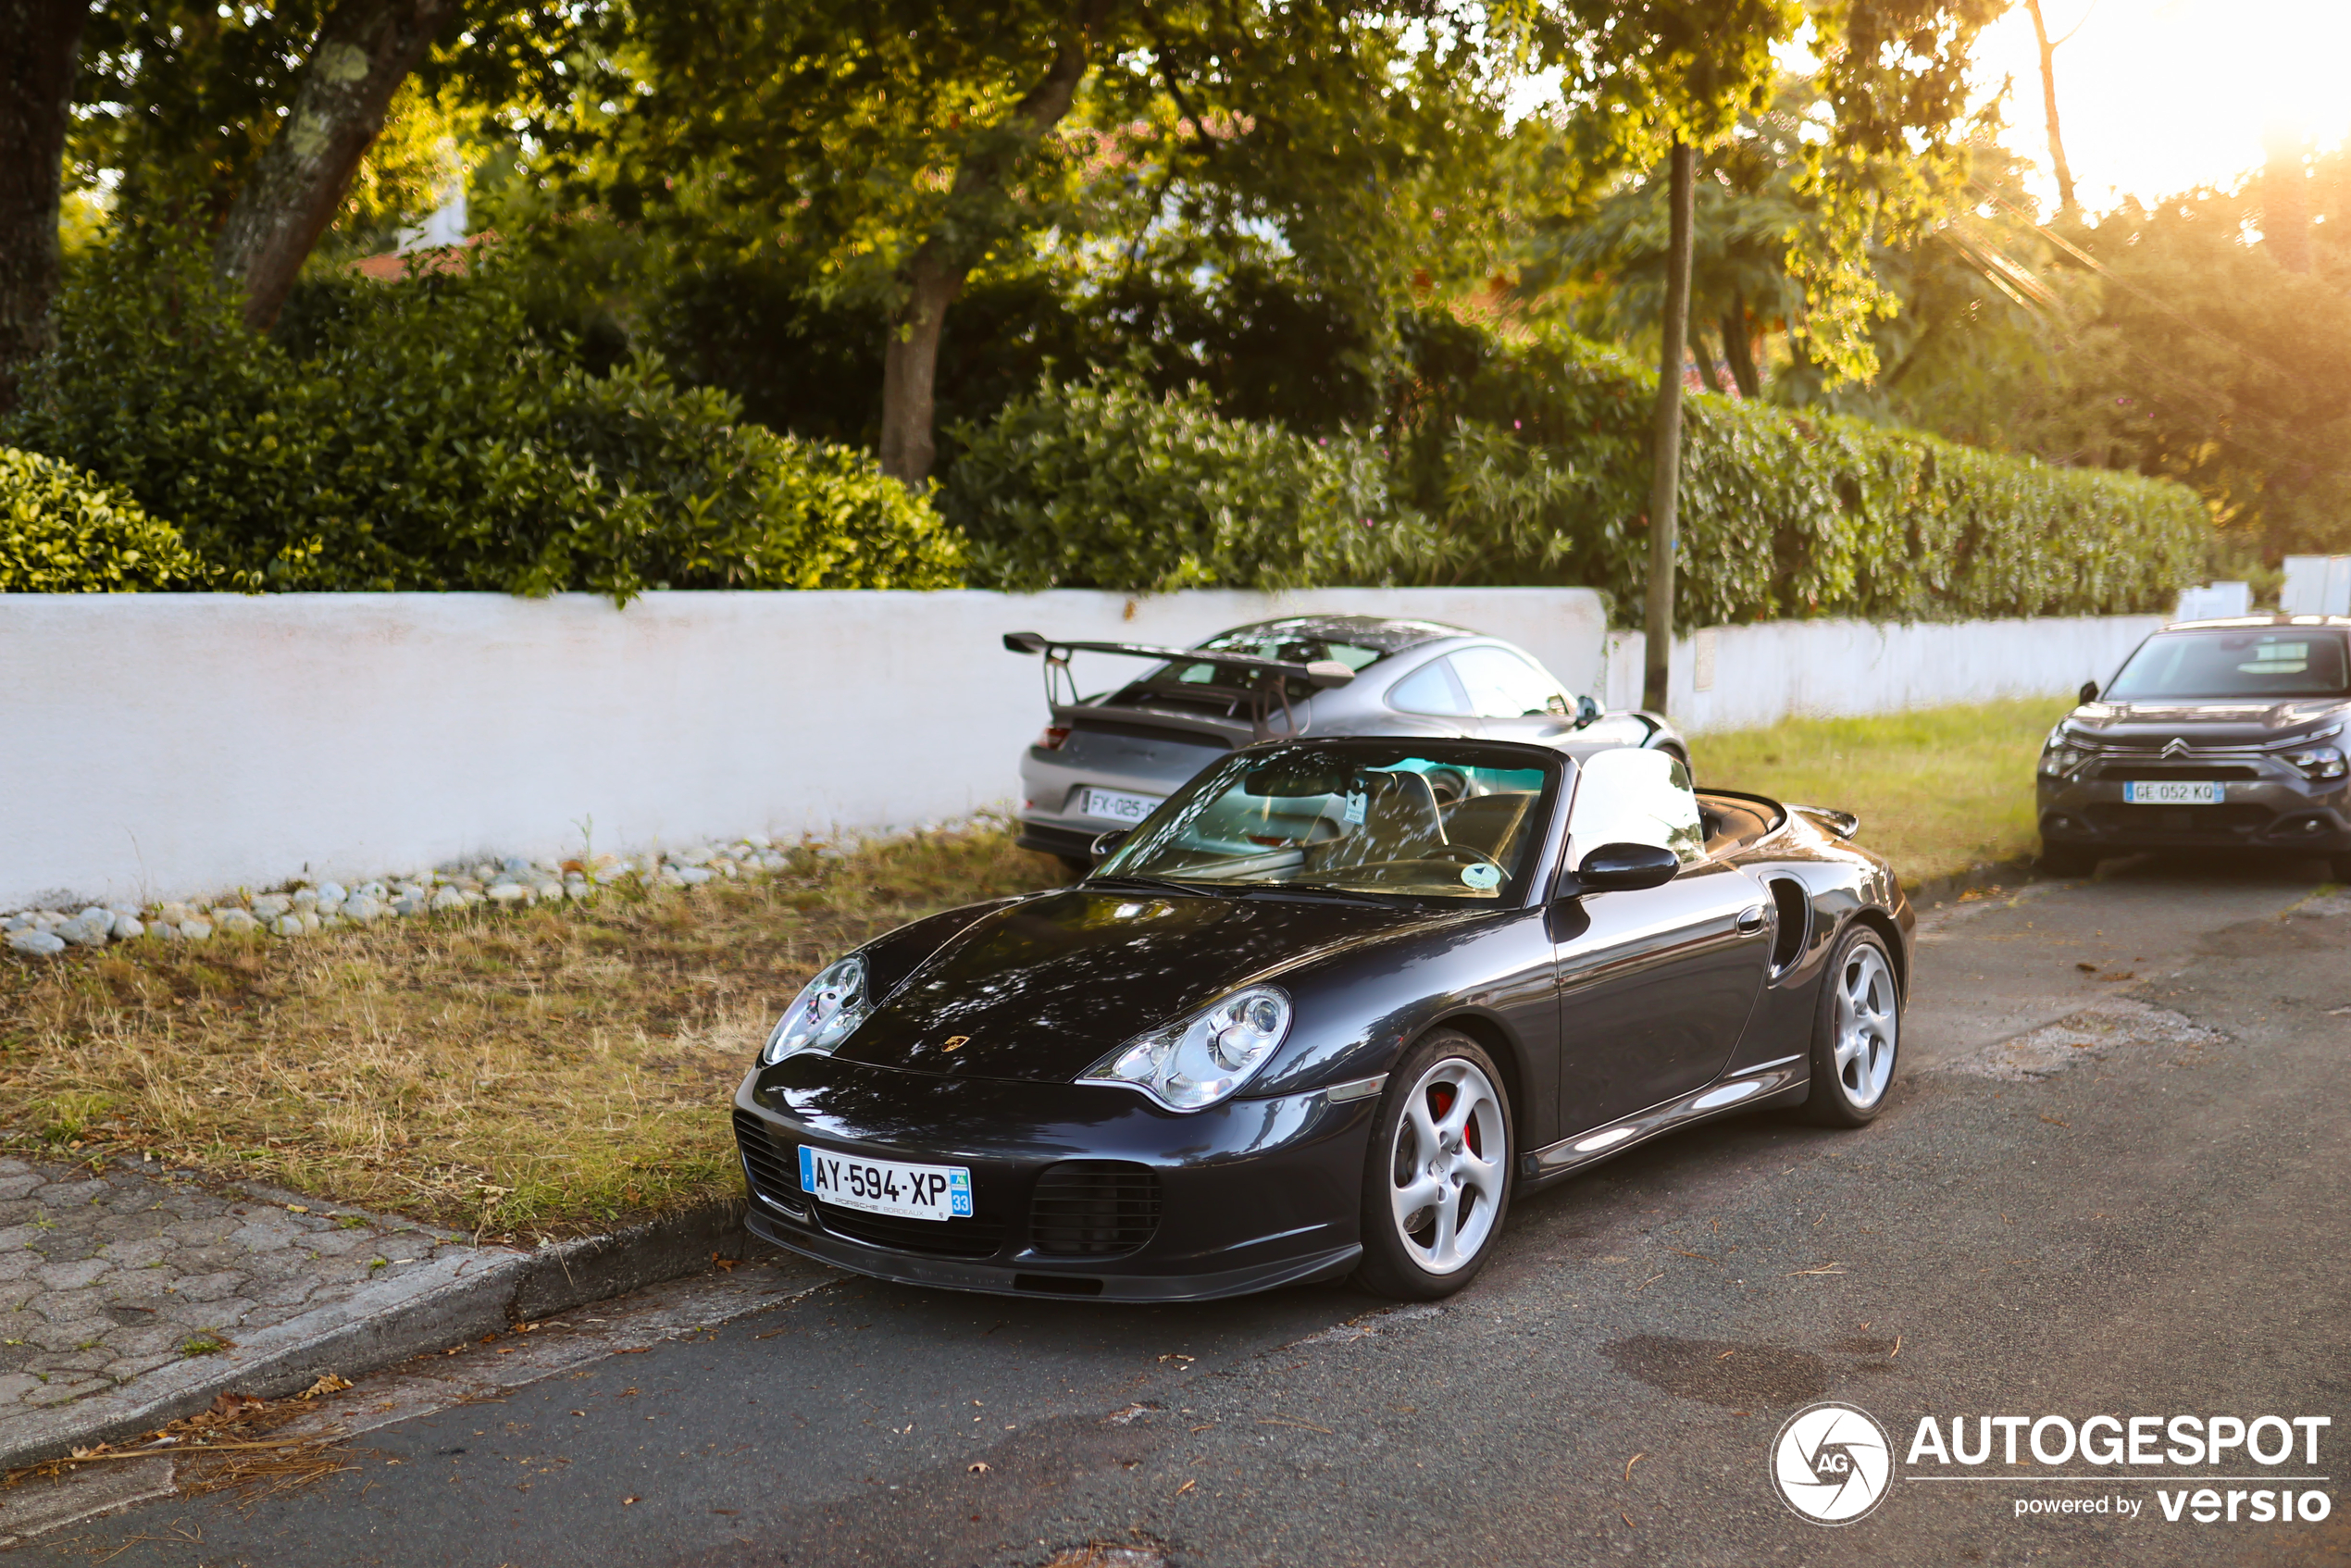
[
  {"xmin": 0, "ymin": 589, "xmax": 1607, "ymax": 910},
  {"xmin": 1600, "ymin": 616, "xmax": 2166, "ymax": 733}
]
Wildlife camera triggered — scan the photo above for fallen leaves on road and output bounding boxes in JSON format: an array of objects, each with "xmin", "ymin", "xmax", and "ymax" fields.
[
  {"xmin": 623, "ymin": 1495, "xmax": 641, "ymax": 1505},
  {"xmin": 1891, "ymin": 1335, "xmax": 1903, "ymax": 1359},
  {"xmin": 1175, "ymin": 1479, "xmax": 1196, "ymax": 1496},
  {"xmin": 1624, "ymin": 1452, "xmax": 1645, "ymax": 1483},
  {"xmin": 2040, "ymin": 1114, "xmax": 2071, "ymax": 1128},
  {"xmin": 1786, "ymin": 1263, "xmax": 1847, "ymax": 1276},
  {"xmin": 297, "ymin": 1374, "xmax": 352, "ymax": 1400},
  {"xmin": 1632, "ymin": 1273, "xmax": 1666, "ymax": 1291},
  {"xmin": 968, "ymin": 1462, "xmax": 991, "ymax": 1475},
  {"xmin": 1257, "ymin": 1416, "xmax": 1333, "ymax": 1435}
]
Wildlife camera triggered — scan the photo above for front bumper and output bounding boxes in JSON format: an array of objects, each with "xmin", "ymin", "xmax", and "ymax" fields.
[
  {"xmin": 731, "ymin": 1058, "xmax": 1373, "ymax": 1302},
  {"xmin": 2038, "ymin": 765, "xmax": 2351, "ymax": 853}
]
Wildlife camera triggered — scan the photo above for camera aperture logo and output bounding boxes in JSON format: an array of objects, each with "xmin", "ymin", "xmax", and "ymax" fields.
[{"xmin": 1773, "ymin": 1401, "xmax": 1894, "ymax": 1524}]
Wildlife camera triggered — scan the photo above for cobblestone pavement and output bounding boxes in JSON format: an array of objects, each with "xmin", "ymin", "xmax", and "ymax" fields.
[{"xmin": 0, "ymin": 1153, "xmax": 467, "ymax": 1428}]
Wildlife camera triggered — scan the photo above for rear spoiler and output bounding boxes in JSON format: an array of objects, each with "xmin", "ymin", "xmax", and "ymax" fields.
[{"xmin": 1001, "ymin": 631, "xmax": 1357, "ymax": 691}]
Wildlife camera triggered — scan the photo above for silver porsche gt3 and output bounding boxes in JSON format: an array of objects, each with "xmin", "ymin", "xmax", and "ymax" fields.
[{"xmin": 1006, "ymin": 615, "xmax": 1687, "ymax": 871}]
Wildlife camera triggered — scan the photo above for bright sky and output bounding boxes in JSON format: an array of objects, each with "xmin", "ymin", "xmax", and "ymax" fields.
[{"xmin": 1971, "ymin": 0, "xmax": 2351, "ymax": 211}]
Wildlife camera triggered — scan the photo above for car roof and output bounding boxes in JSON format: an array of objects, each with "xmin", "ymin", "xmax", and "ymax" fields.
[
  {"xmin": 2163, "ymin": 614, "xmax": 2351, "ymax": 630},
  {"xmin": 1207, "ymin": 616, "xmax": 1474, "ymax": 653}
]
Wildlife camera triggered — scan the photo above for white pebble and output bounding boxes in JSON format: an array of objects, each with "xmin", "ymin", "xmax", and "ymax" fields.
[
  {"xmin": 429, "ymin": 889, "xmax": 467, "ymax": 913},
  {"xmin": 344, "ymin": 895, "xmax": 383, "ymax": 924},
  {"xmin": 179, "ymin": 917, "xmax": 214, "ymax": 941},
  {"xmin": 110, "ymin": 914, "xmax": 144, "ymax": 940},
  {"xmin": 291, "ymin": 890, "xmax": 319, "ymax": 913},
  {"xmin": 251, "ymin": 894, "xmax": 292, "ymax": 920},
  {"xmin": 6, "ymin": 930, "xmax": 67, "ymax": 957},
  {"xmin": 317, "ymin": 882, "xmax": 348, "ymax": 904},
  {"xmin": 56, "ymin": 915, "xmax": 110, "ymax": 947},
  {"xmin": 273, "ymin": 915, "xmax": 304, "ymax": 938},
  {"xmin": 487, "ymin": 883, "xmax": 527, "ymax": 904}
]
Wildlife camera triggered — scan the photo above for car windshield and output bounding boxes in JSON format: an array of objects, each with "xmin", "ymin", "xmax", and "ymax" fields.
[
  {"xmin": 2104, "ymin": 630, "xmax": 2351, "ymax": 701},
  {"xmin": 1094, "ymin": 744, "xmax": 1558, "ymax": 901}
]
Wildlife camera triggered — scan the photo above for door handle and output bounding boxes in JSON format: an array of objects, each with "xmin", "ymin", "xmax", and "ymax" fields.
[{"xmin": 1736, "ymin": 905, "xmax": 1768, "ymax": 934}]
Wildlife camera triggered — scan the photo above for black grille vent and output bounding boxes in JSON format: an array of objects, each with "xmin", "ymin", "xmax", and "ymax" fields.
[
  {"xmin": 2093, "ymin": 764, "xmax": 2260, "ymax": 781},
  {"xmin": 1029, "ymin": 1162, "xmax": 1162, "ymax": 1257},
  {"xmin": 817, "ymin": 1204, "xmax": 1007, "ymax": 1259},
  {"xmin": 2085, "ymin": 803, "xmax": 2271, "ymax": 833},
  {"xmin": 733, "ymin": 1111, "xmax": 802, "ymax": 1212}
]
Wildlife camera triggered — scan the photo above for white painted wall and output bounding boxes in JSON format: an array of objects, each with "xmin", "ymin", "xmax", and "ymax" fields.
[
  {"xmin": 1599, "ymin": 615, "xmax": 2166, "ymax": 734},
  {"xmin": 0, "ymin": 588, "xmax": 1607, "ymax": 910}
]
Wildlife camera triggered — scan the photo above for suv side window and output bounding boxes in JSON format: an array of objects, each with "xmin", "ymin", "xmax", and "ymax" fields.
[
  {"xmin": 1387, "ymin": 658, "xmax": 1471, "ymax": 716},
  {"xmin": 1566, "ymin": 747, "xmax": 1705, "ymax": 865},
  {"xmin": 1450, "ymin": 645, "xmax": 1569, "ymax": 717}
]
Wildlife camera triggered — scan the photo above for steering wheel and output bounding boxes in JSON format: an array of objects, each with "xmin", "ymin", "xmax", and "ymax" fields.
[{"xmin": 1425, "ymin": 842, "xmax": 1502, "ymax": 870}]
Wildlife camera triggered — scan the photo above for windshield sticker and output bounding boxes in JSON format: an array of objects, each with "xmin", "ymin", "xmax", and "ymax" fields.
[
  {"xmin": 1343, "ymin": 790, "xmax": 1368, "ymax": 826},
  {"xmin": 1461, "ymin": 863, "xmax": 1502, "ymax": 890}
]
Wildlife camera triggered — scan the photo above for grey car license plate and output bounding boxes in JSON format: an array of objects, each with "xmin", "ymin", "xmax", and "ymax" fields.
[
  {"xmin": 2122, "ymin": 780, "xmax": 2224, "ymax": 804},
  {"xmin": 799, "ymin": 1147, "xmax": 973, "ymax": 1221},
  {"xmin": 1078, "ymin": 786, "xmax": 1164, "ymax": 824}
]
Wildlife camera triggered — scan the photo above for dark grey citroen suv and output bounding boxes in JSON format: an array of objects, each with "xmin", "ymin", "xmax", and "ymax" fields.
[{"xmin": 2037, "ymin": 615, "xmax": 2351, "ymax": 878}]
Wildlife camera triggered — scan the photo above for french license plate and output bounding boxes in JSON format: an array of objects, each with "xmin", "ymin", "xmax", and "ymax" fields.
[
  {"xmin": 1078, "ymin": 786, "xmax": 1163, "ymax": 824},
  {"xmin": 799, "ymin": 1146, "xmax": 972, "ymax": 1221},
  {"xmin": 2123, "ymin": 780, "xmax": 2225, "ymax": 805}
]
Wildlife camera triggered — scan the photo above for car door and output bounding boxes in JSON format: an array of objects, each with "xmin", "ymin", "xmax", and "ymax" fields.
[{"xmin": 1549, "ymin": 748, "xmax": 1772, "ymax": 1132}]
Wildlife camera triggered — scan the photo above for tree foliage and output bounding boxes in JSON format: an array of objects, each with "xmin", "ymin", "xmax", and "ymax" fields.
[
  {"xmin": 0, "ymin": 444, "xmax": 208, "ymax": 591},
  {"xmin": 3, "ymin": 247, "xmax": 961, "ymax": 599}
]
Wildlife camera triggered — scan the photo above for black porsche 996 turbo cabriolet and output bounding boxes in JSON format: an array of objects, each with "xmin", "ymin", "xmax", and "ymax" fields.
[{"xmin": 732, "ymin": 737, "xmax": 1911, "ymax": 1302}]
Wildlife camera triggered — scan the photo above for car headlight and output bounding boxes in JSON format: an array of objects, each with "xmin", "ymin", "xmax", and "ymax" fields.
[
  {"xmin": 760, "ymin": 955, "xmax": 869, "ymax": 1066},
  {"xmin": 2038, "ymin": 729, "xmax": 2090, "ymax": 778},
  {"xmin": 2286, "ymin": 743, "xmax": 2348, "ymax": 782},
  {"xmin": 1080, "ymin": 986, "xmax": 1292, "ymax": 1112}
]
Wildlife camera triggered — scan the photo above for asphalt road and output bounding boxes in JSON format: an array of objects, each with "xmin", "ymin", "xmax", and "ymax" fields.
[{"xmin": 16, "ymin": 852, "xmax": 2349, "ymax": 1568}]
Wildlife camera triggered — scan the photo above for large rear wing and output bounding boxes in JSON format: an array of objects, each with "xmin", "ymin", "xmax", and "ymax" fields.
[
  {"xmin": 1001, "ymin": 631, "xmax": 1357, "ymax": 691},
  {"xmin": 1002, "ymin": 630, "xmax": 1356, "ymax": 741}
]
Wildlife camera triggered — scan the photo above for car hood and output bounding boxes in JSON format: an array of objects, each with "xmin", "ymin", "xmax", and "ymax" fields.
[
  {"xmin": 835, "ymin": 886, "xmax": 1431, "ymax": 1084},
  {"xmin": 2072, "ymin": 699, "xmax": 2349, "ymax": 747}
]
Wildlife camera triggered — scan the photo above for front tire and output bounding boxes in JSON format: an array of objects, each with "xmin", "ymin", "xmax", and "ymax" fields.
[
  {"xmin": 1352, "ymin": 1030, "xmax": 1512, "ymax": 1300},
  {"xmin": 1801, "ymin": 927, "xmax": 1902, "ymax": 1127}
]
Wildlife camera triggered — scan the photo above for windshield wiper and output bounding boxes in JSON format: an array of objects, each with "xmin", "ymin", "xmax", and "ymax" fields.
[
  {"xmin": 1085, "ymin": 874, "xmax": 1233, "ymax": 898},
  {"xmin": 1239, "ymin": 881, "xmax": 1393, "ymax": 906}
]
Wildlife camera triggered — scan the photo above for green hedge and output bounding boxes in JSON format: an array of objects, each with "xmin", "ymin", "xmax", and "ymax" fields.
[
  {"xmin": 1412, "ymin": 330, "xmax": 2212, "ymax": 626},
  {"xmin": 943, "ymin": 369, "xmax": 1437, "ymax": 593},
  {"xmin": 3, "ymin": 251, "xmax": 962, "ymax": 601},
  {"xmin": 0, "ymin": 446, "xmax": 207, "ymax": 591}
]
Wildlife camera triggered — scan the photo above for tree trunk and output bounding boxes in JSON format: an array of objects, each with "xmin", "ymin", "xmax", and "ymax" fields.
[
  {"xmin": 0, "ymin": 0, "xmax": 87, "ymax": 408},
  {"xmin": 877, "ymin": 251, "xmax": 964, "ymax": 487},
  {"xmin": 211, "ymin": 0, "xmax": 460, "ymax": 332},
  {"xmin": 1642, "ymin": 140, "xmax": 1697, "ymax": 716},
  {"xmin": 1691, "ymin": 322, "xmax": 1723, "ymax": 394},
  {"xmin": 2025, "ymin": 0, "xmax": 2078, "ymax": 218},
  {"xmin": 877, "ymin": 9, "xmax": 1099, "ymax": 488},
  {"xmin": 1721, "ymin": 296, "xmax": 1760, "ymax": 399}
]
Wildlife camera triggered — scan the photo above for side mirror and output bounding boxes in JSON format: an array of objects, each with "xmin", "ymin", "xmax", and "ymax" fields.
[
  {"xmin": 2078, "ymin": 679, "xmax": 2100, "ymax": 704},
  {"xmin": 1575, "ymin": 694, "xmax": 1603, "ymax": 728},
  {"xmin": 1004, "ymin": 630, "xmax": 1049, "ymax": 655},
  {"xmin": 1088, "ymin": 828, "xmax": 1130, "ymax": 864},
  {"xmin": 1571, "ymin": 841, "xmax": 1680, "ymax": 893}
]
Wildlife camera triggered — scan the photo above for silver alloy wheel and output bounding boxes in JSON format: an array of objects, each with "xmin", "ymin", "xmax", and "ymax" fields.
[
  {"xmin": 1833, "ymin": 942, "xmax": 1898, "ymax": 1109},
  {"xmin": 1387, "ymin": 1056, "xmax": 1506, "ymax": 1275}
]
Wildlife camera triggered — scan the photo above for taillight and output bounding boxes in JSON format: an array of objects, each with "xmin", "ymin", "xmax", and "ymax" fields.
[{"xmin": 1036, "ymin": 726, "xmax": 1071, "ymax": 752}]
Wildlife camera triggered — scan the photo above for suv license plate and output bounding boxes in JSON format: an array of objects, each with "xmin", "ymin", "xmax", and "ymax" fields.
[
  {"xmin": 1080, "ymin": 787, "xmax": 1163, "ymax": 824},
  {"xmin": 799, "ymin": 1147, "xmax": 973, "ymax": 1221},
  {"xmin": 2123, "ymin": 780, "xmax": 2224, "ymax": 805}
]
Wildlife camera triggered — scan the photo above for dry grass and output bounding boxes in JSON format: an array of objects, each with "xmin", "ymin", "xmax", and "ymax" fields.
[
  {"xmin": 0, "ymin": 827, "xmax": 1061, "ymax": 1237},
  {"xmin": 1691, "ymin": 698, "xmax": 2068, "ymax": 888}
]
